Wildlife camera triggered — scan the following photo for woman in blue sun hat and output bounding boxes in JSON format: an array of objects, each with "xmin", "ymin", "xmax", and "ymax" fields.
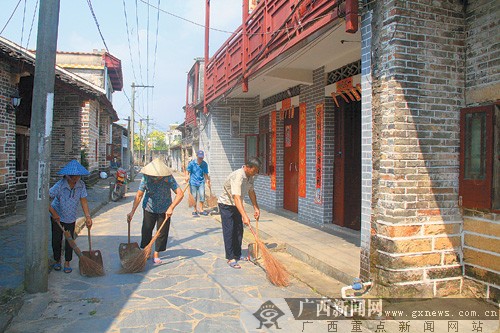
[{"xmin": 48, "ymin": 160, "xmax": 93, "ymax": 273}]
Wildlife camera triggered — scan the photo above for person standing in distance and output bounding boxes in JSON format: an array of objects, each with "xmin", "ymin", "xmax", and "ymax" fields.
[
  {"xmin": 185, "ymin": 150, "xmax": 210, "ymax": 216},
  {"xmin": 218, "ymin": 157, "xmax": 261, "ymax": 269}
]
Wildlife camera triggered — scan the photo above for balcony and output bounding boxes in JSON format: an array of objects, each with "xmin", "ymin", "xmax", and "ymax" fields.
[{"xmin": 204, "ymin": 0, "xmax": 358, "ymax": 107}]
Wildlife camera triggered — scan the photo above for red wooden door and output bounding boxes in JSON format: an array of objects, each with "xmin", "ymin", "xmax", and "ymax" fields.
[
  {"xmin": 334, "ymin": 100, "xmax": 361, "ymax": 230},
  {"xmin": 284, "ymin": 108, "xmax": 300, "ymax": 213}
]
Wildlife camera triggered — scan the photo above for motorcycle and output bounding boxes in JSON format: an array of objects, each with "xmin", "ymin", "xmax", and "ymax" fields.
[{"xmin": 110, "ymin": 168, "xmax": 128, "ymax": 202}]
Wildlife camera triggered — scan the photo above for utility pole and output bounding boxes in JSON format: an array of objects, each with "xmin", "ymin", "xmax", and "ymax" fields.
[
  {"xmin": 144, "ymin": 115, "xmax": 150, "ymax": 164},
  {"xmin": 130, "ymin": 84, "xmax": 153, "ymax": 173},
  {"xmin": 130, "ymin": 82, "xmax": 136, "ymax": 181},
  {"xmin": 125, "ymin": 116, "xmax": 130, "ymax": 169},
  {"xmin": 139, "ymin": 118, "xmax": 143, "ymax": 165},
  {"xmin": 25, "ymin": 0, "xmax": 60, "ymax": 293}
]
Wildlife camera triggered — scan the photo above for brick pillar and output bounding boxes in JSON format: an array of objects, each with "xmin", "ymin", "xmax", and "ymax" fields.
[
  {"xmin": 360, "ymin": 9, "xmax": 373, "ymax": 282},
  {"xmin": 370, "ymin": 0, "xmax": 465, "ymax": 297}
]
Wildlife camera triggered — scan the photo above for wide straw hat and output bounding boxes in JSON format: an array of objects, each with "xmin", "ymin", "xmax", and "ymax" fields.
[
  {"xmin": 57, "ymin": 159, "xmax": 90, "ymax": 176},
  {"xmin": 141, "ymin": 158, "xmax": 172, "ymax": 177}
]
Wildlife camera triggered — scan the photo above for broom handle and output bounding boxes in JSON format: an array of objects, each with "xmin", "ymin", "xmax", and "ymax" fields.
[
  {"xmin": 53, "ymin": 219, "xmax": 83, "ymax": 257},
  {"xmin": 128, "ymin": 218, "xmax": 131, "ymax": 245},
  {"xmin": 255, "ymin": 217, "xmax": 259, "ymax": 258},
  {"xmin": 87, "ymin": 227, "xmax": 92, "ymax": 252}
]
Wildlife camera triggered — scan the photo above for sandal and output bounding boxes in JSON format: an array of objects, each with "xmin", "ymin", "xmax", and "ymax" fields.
[
  {"xmin": 63, "ymin": 266, "xmax": 72, "ymax": 273},
  {"xmin": 53, "ymin": 263, "xmax": 62, "ymax": 271},
  {"xmin": 192, "ymin": 212, "xmax": 199, "ymax": 217},
  {"xmin": 238, "ymin": 256, "xmax": 248, "ymax": 261},
  {"xmin": 227, "ymin": 260, "xmax": 241, "ymax": 269},
  {"xmin": 200, "ymin": 211, "xmax": 209, "ymax": 216},
  {"xmin": 153, "ymin": 258, "xmax": 162, "ymax": 264}
]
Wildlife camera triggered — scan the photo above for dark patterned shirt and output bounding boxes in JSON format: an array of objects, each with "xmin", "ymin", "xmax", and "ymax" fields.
[{"xmin": 139, "ymin": 175, "xmax": 179, "ymax": 213}]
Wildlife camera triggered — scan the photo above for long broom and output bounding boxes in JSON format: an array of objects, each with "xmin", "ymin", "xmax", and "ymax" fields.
[
  {"xmin": 54, "ymin": 220, "xmax": 105, "ymax": 277},
  {"xmin": 248, "ymin": 222, "xmax": 289, "ymax": 287},
  {"xmin": 187, "ymin": 185, "xmax": 196, "ymax": 207},
  {"xmin": 121, "ymin": 184, "xmax": 189, "ymax": 273}
]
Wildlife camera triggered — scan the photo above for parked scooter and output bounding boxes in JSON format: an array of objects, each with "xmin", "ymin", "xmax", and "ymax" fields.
[{"xmin": 110, "ymin": 168, "xmax": 127, "ymax": 202}]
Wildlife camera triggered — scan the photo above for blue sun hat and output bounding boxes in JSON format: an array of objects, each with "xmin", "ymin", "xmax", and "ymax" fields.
[{"xmin": 57, "ymin": 159, "xmax": 90, "ymax": 176}]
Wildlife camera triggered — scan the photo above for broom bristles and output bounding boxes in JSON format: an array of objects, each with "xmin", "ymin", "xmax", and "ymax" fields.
[
  {"xmin": 65, "ymin": 232, "xmax": 104, "ymax": 276},
  {"xmin": 187, "ymin": 189, "xmax": 196, "ymax": 207},
  {"xmin": 256, "ymin": 238, "xmax": 290, "ymax": 287},
  {"xmin": 120, "ymin": 216, "xmax": 165, "ymax": 273},
  {"xmin": 79, "ymin": 255, "xmax": 105, "ymax": 276}
]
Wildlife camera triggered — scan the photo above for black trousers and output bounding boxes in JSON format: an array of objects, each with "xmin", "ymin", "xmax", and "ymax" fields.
[
  {"xmin": 141, "ymin": 209, "xmax": 171, "ymax": 252},
  {"xmin": 51, "ymin": 218, "xmax": 76, "ymax": 262},
  {"xmin": 219, "ymin": 203, "xmax": 243, "ymax": 260}
]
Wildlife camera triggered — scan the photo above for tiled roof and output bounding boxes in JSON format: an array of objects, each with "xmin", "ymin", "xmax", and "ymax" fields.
[{"xmin": 0, "ymin": 36, "xmax": 118, "ymax": 121}]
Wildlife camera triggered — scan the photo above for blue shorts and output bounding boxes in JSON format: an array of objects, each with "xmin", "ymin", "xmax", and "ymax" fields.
[{"xmin": 190, "ymin": 182, "xmax": 205, "ymax": 202}]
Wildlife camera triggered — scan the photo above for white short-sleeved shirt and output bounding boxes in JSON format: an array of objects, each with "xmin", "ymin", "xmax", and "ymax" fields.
[{"xmin": 218, "ymin": 167, "xmax": 254, "ymax": 206}]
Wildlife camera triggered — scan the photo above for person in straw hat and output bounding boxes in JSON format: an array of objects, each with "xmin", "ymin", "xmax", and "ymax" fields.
[
  {"xmin": 127, "ymin": 158, "xmax": 184, "ymax": 264},
  {"xmin": 49, "ymin": 160, "xmax": 93, "ymax": 273}
]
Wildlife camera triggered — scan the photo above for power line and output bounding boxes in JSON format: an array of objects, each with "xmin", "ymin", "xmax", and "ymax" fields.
[
  {"xmin": 86, "ymin": 0, "xmax": 110, "ymax": 52},
  {"xmin": 134, "ymin": 0, "xmax": 144, "ymax": 84},
  {"xmin": 0, "ymin": 0, "xmax": 23, "ymax": 35},
  {"xmin": 19, "ymin": 0, "xmax": 27, "ymax": 48},
  {"xmin": 150, "ymin": 0, "xmax": 161, "ymax": 126},
  {"xmin": 146, "ymin": 0, "xmax": 150, "ymax": 118},
  {"xmin": 25, "ymin": 0, "xmax": 39, "ymax": 49},
  {"xmin": 138, "ymin": 0, "xmax": 233, "ymax": 34},
  {"xmin": 122, "ymin": 0, "xmax": 138, "ymax": 82}
]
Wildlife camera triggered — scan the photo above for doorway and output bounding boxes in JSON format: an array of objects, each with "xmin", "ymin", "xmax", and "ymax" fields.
[
  {"xmin": 333, "ymin": 99, "xmax": 361, "ymax": 230},
  {"xmin": 283, "ymin": 107, "xmax": 299, "ymax": 213}
]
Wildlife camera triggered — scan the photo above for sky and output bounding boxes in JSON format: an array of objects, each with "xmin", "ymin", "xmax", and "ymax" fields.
[{"xmin": 0, "ymin": 0, "xmax": 242, "ymax": 131}]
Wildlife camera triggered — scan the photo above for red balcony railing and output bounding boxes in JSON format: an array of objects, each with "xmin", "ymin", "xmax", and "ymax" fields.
[{"xmin": 204, "ymin": 0, "xmax": 358, "ymax": 108}]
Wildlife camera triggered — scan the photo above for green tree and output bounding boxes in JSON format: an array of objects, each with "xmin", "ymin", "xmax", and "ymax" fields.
[
  {"xmin": 133, "ymin": 133, "xmax": 144, "ymax": 152},
  {"xmin": 149, "ymin": 130, "xmax": 167, "ymax": 150}
]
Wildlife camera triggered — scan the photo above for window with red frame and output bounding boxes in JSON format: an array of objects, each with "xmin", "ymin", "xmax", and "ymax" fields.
[
  {"xmin": 244, "ymin": 114, "xmax": 271, "ymax": 175},
  {"xmin": 459, "ymin": 104, "xmax": 499, "ymax": 210}
]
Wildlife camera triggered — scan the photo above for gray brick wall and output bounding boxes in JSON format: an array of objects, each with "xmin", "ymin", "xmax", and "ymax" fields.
[
  {"xmin": 360, "ymin": 9, "xmax": 373, "ymax": 282},
  {"xmin": 0, "ymin": 61, "xmax": 18, "ymax": 218},
  {"xmin": 299, "ymin": 67, "xmax": 333, "ymax": 225},
  {"xmin": 462, "ymin": 0, "xmax": 499, "ymax": 305},
  {"xmin": 370, "ymin": 0, "xmax": 465, "ymax": 297},
  {"xmin": 202, "ymin": 98, "xmax": 260, "ymax": 200},
  {"xmin": 465, "ymin": 0, "xmax": 500, "ymax": 105},
  {"xmin": 51, "ymin": 91, "xmax": 84, "ymax": 184}
]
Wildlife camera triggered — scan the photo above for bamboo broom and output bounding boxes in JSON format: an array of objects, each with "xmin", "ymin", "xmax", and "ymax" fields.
[
  {"xmin": 248, "ymin": 223, "xmax": 289, "ymax": 287},
  {"xmin": 54, "ymin": 220, "xmax": 105, "ymax": 277},
  {"xmin": 121, "ymin": 184, "xmax": 189, "ymax": 273}
]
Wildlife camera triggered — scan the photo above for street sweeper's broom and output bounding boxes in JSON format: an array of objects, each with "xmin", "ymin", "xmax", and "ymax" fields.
[
  {"xmin": 121, "ymin": 184, "xmax": 189, "ymax": 273},
  {"xmin": 248, "ymin": 222, "xmax": 289, "ymax": 287},
  {"xmin": 54, "ymin": 220, "xmax": 105, "ymax": 277},
  {"xmin": 187, "ymin": 186, "xmax": 196, "ymax": 207}
]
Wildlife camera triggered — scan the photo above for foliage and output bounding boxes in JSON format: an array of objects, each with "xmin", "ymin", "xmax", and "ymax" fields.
[
  {"xmin": 149, "ymin": 130, "xmax": 167, "ymax": 150},
  {"xmin": 80, "ymin": 148, "xmax": 89, "ymax": 169}
]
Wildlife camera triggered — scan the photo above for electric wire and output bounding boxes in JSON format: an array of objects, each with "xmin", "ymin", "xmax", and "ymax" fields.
[
  {"xmin": 146, "ymin": 0, "xmax": 150, "ymax": 121},
  {"xmin": 0, "ymin": 0, "xmax": 23, "ymax": 35},
  {"xmin": 25, "ymin": 0, "xmax": 38, "ymax": 49},
  {"xmin": 134, "ymin": 0, "xmax": 144, "ymax": 84},
  {"xmin": 19, "ymin": 0, "xmax": 27, "ymax": 49},
  {"xmin": 150, "ymin": 0, "xmax": 161, "ymax": 125},
  {"xmin": 86, "ymin": 0, "xmax": 110, "ymax": 52},
  {"xmin": 122, "ymin": 0, "xmax": 138, "ymax": 83}
]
